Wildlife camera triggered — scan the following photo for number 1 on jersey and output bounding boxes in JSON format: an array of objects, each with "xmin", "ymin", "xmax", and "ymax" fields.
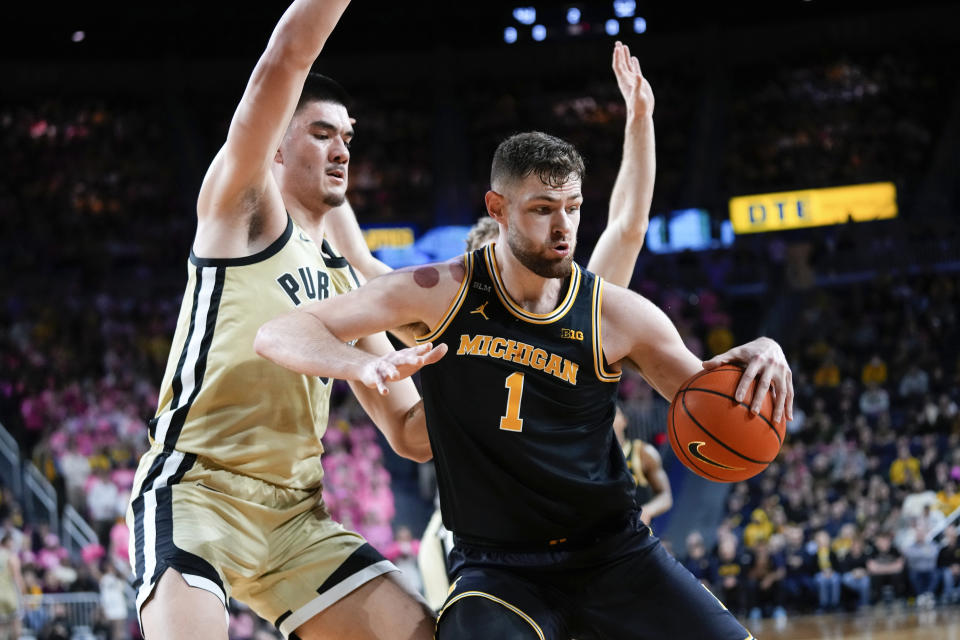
[{"xmin": 500, "ymin": 372, "xmax": 525, "ymax": 432}]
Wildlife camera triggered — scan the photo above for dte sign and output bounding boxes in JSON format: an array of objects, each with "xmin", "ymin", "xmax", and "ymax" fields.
[
  {"xmin": 748, "ymin": 199, "xmax": 808, "ymax": 224},
  {"xmin": 729, "ymin": 182, "xmax": 897, "ymax": 234}
]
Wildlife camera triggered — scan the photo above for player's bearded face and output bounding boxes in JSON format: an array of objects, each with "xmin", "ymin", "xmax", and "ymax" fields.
[
  {"xmin": 507, "ymin": 223, "xmax": 575, "ymax": 279},
  {"xmin": 505, "ymin": 175, "xmax": 580, "ymax": 279}
]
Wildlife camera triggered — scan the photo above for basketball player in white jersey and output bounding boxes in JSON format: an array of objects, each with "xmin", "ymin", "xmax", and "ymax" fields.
[{"xmin": 126, "ymin": 1, "xmax": 442, "ymax": 639}]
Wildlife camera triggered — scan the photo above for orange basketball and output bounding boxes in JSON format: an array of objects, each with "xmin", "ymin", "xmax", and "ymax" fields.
[{"xmin": 668, "ymin": 365, "xmax": 786, "ymax": 482}]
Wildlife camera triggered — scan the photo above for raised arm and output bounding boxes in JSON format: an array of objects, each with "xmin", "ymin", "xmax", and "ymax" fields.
[
  {"xmin": 196, "ymin": 0, "xmax": 351, "ymax": 248},
  {"xmin": 324, "ymin": 200, "xmax": 393, "ymax": 281},
  {"xmin": 600, "ymin": 282, "xmax": 793, "ymax": 423},
  {"xmin": 587, "ymin": 41, "xmax": 655, "ymax": 287}
]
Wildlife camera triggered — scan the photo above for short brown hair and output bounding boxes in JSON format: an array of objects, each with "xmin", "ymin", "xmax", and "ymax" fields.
[{"xmin": 490, "ymin": 131, "xmax": 585, "ymax": 190}]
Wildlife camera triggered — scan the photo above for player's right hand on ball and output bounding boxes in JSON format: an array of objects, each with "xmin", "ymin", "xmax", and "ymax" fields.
[
  {"xmin": 361, "ymin": 343, "xmax": 447, "ymax": 395},
  {"xmin": 702, "ymin": 337, "xmax": 794, "ymax": 424}
]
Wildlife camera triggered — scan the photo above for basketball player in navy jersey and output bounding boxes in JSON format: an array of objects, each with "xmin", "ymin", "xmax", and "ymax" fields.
[{"xmin": 415, "ymin": 44, "xmax": 658, "ymax": 608}]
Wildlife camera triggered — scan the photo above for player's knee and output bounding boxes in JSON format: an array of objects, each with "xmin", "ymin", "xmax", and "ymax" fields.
[{"xmin": 436, "ymin": 596, "xmax": 541, "ymax": 640}]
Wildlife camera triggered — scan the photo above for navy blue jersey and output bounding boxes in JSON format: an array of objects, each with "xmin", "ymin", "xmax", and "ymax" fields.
[{"xmin": 417, "ymin": 245, "xmax": 637, "ymax": 544}]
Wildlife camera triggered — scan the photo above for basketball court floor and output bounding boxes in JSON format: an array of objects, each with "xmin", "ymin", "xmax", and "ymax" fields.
[{"xmin": 746, "ymin": 605, "xmax": 960, "ymax": 639}]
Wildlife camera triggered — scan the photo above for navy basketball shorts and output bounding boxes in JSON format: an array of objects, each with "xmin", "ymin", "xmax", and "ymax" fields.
[{"xmin": 437, "ymin": 513, "xmax": 753, "ymax": 640}]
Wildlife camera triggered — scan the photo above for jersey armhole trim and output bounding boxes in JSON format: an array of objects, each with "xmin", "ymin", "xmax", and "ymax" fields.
[
  {"xmin": 190, "ymin": 215, "xmax": 293, "ymax": 267},
  {"xmin": 592, "ymin": 277, "xmax": 622, "ymax": 383},
  {"xmin": 416, "ymin": 253, "xmax": 474, "ymax": 344},
  {"xmin": 437, "ymin": 591, "xmax": 546, "ymax": 640},
  {"xmin": 320, "ymin": 238, "xmax": 350, "ymax": 269}
]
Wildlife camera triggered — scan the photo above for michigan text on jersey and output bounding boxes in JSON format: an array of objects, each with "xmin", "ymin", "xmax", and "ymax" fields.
[{"xmin": 456, "ymin": 334, "xmax": 579, "ymax": 385}]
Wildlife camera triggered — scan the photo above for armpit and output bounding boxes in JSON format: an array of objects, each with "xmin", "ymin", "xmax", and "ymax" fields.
[{"xmin": 389, "ymin": 322, "xmax": 429, "ymax": 348}]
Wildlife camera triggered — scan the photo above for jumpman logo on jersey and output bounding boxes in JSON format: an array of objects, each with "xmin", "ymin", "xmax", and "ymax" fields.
[{"xmin": 471, "ymin": 301, "xmax": 490, "ymax": 320}]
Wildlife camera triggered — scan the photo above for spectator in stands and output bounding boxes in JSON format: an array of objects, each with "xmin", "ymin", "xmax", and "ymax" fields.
[
  {"xmin": 85, "ymin": 465, "xmax": 120, "ymax": 545},
  {"xmin": 0, "ymin": 514, "xmax": 25, "ymax": 557},
  {"xmin": 35, "ymin": 533, "xmax": 67, "ymax": 576},
  {"xmin": 712, "ymin": 535, "xmax": 752, "ymax": 616},
  {"xmin": 903, "ymin": 525, "xmax": 940, "ymax": 609},
  {"xmin": 861, "ymin": 353, "xmax": 888, "ymax": 386},
  {"xmin": 0, "ymin": 533, "xmax": 25, "ymax": 640},
  {"xmin": 99, "ymin": 560, "xmax": 129, "ymax": 640},
  {"xmin": 824, "ymin": 500, "xmax": 854, "ymax": 538},
  {"xmin": 682, "ymin": 531, "xmax": 715, "ymax": 591},
  {"xmin": 780, "ymin": 489, "xmax": 807, "ymax": 526},
  {"xmin": 813, "ymin": 354, "xmax": 841, "ymax": 389},
  {"xmin": 68, "ymin": 554, "xmax": 99, "ymax": 593},
  {"xmin": 743, "ymin": 508, "xmax": 774, "ymax": 548},
  {"xmin": 938, "ymin": 525, "xmax": 960, "ymax": 604},
  {"xmin": 57, "ymin": 436, "xmax": 91, "ymax": 509},
  {"xmin": 706, "ymin": 323, "xmax": 735, "ymax": 359},
  {"xmin": 37, "ymin": 602, "xmax": 71, "ymax": 640},
  {"xmin": 899, "ymin": 364, "xmax": 930, "ymax": 399},
  {"xmin": 747, "ymin": 538, "xmax": 786, "ymax": 621},
  {"xmin": 867, "ymin": 531, "xmax": 906, "ymax": 604},
  {"xmin": 21, "ymin": 567, "xmax": 45, "ymax": 631},
  {"xmin": 939, "ymin": 481, "xmax": 960, "ymax": 516},
  {"xmin": 935, "ymin": 393, "xmax": 959, "ymax": 431},
  {"xmin": 812, "ymin": 530, "xmax": 841, "ymax": 612},
  {"xmin": 830, "ymin": 523, "xmax": 856, "ymax": 558},
  {"xmin": 781, "ymin": 525, "xmax": 814, "ymax": 612},
  {"xmin": 838, "ymin": 535, "xmax": 871, "ymax": 610},
  {"xmin": 859, "ymin": 382, "xmax": 890, "ymax": 419},
  {"xmin": 383, "ymin": 525, "xmax": 422, "ymax": 596},
  {"xmin": 890, "ymin": 440, "xmax": 922, "ymax": 488},
  {"xmin": 107, "ymin": 519, "xmax": 129, "ymax": 573}
]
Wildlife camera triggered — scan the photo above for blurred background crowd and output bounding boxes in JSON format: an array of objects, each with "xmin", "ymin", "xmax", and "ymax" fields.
[{"xmin": 1, "ymin": 1, "xmax": 958, "ymax": 638}]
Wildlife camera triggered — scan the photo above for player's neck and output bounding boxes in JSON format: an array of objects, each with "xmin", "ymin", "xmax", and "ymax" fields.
[
  {"xmin": 285, "ymin": 200, "xmax": 329, "ymax": 246},
  {"xmin": 493, "ymin": 242, "xmax": 568, "ymax": 315}
]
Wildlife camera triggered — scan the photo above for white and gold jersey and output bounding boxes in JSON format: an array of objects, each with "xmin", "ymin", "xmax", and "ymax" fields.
[{"xmin": 149, "ymin": 216, "xmax": 357, "ymax": 489}]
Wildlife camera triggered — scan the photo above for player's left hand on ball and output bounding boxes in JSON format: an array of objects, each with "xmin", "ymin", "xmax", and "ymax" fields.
[
  {"xmin": 702, "ymin": 337, "xmax": 794, "ymax": 424},
  {"xmin": 361, "ymin": 342, "xmax": 448, "ymax": 395}
]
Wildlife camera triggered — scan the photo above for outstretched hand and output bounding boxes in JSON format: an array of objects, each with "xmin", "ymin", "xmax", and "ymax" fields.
[
  {"xmin": 612, "ymin": 41, "xmax": 654, "ymax": 119},
  {"xmin": 360, "ymin": 342, "xmax": 448, "ymax": 395},
  {"xmin": 702, "ymin": 337, "xmax": 794, "ymax": 424}
]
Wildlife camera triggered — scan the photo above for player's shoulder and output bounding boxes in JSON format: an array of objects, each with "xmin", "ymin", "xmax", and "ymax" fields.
[
  {"xmin": 596, "ymin": 276, "xmax": 654, "ymax": 314},
  {"xmin": 194, "ymin": 150, "xmax": 287, "ymax": 255},
  {"xmin": 639, "ymin": 440, "xmax": 663, "ymax": 467},
  {"xmin": 392, "ymin": 254, "xmax": 471, "ymax": 289}
]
